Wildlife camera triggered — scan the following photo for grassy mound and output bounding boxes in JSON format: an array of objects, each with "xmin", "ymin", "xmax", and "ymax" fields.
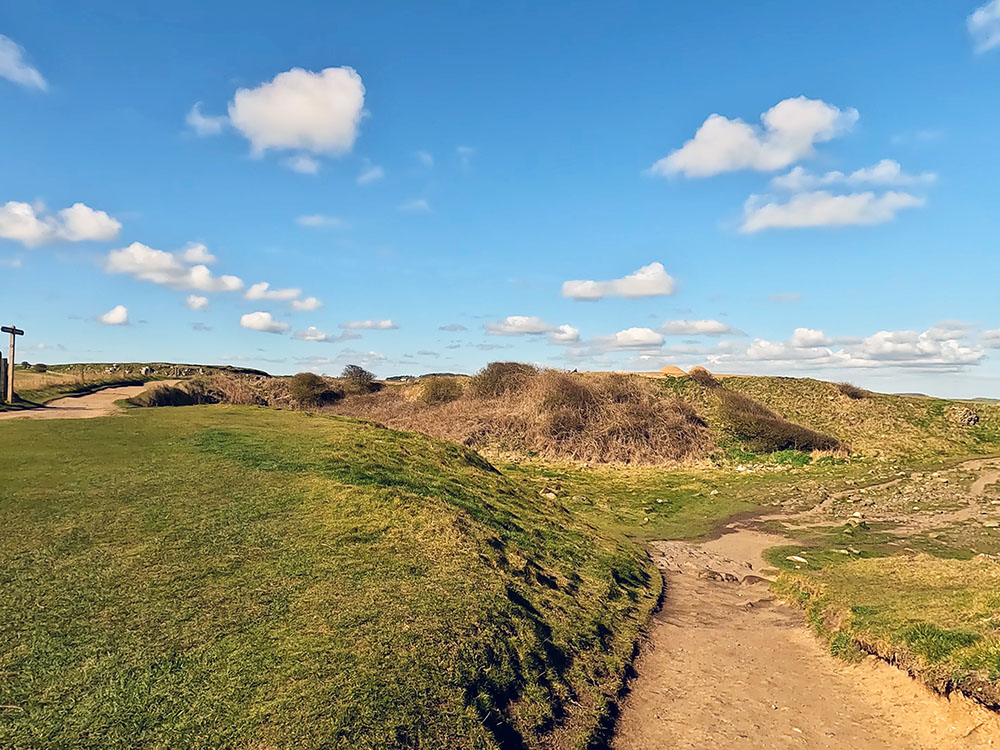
[
  {"xmin": 662, "ymin": 373, "xmax": 1000, "ymax": 458},
  {"xmin": 330, "ymin": 368, "xmax": 712, "ymax": 465},
  {"xmin": 0, "ymin": 407, "xmax": 658, "ymax": 749}
]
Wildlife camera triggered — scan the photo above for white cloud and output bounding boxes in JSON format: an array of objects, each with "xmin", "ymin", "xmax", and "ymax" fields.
[
  {"xmin": 548, "ymin": 324, "xmax": 581, "ymax": 344},
  {"xmin": 562, "ymin": 262, "xmax": 676, "ymax": 300},
  {"xmin": 240, "ymin": 311, "xmax": 289, "ymax": 334},
  {"xmin": 415, "ymin": 150, "xmax": 434, "ymax": 167},
  {"xmin": 706, "ymin": 325, "xmax": 985, "ymax": 370},
  {"xmin": 0, "ymin": 201, "xmax": 121, "ymax": 247},
  {"xmin": 969, "ymin": 0, "xmax": 1000, "ymax": 52},
  {"xmin": 771, "ymin": 160, "xmax": 937, "ymax": 191},
  {"xmin": 357, "ymin": 163, "xmax": 384, "ymax": 185},
  {"xmin": 228, "ymin": 67, "xmax": 365, "ymax": 156},
  {"xmin": 984, "ymin": 329, "xmax": 1000, "ymax": 349},
  {"xmin": 649, "ymin": 97, "xmax": 858, "ymax": 178},
  {"xmin": 179, "ymin": 242, "xmax": 216, "ymax": 264},
  {"xmin": 399, "ymin": 198, "xmax": 430, "ymax": 213},
  {"xmin": 106, "ymin": 242, "xmax": 243, "ymax": 292},
  {"xmin": 296, "ymin": 214, "xmax": 345, "ymax": 228},
  {"xmin": 284, "ymin": 154, "xmax": 320, "ymax": 174},
  {"xmin": 660, "ymin": 319, "xmax": 744, "ymax": 336},
  {"xmin": 291, "ymin": 296, "xmax": 323, "ymax": 311},
  {"xmin": 245, "ymin": 281, "xmax": 301, "ymax": 301},
  {"xmin": 740, "ymin": 190, "xmax": 924, "ymax": 232},
  {"xmin": 593, "ymin": 327, "xmax": 665, "ymax": 350},
  {"xmin": 185, "ymin": 102, "xmax": 227, "ymax": 136},
  {"xmin": 0, "ymin": 35, "xmax": 46, "ymax": 91},
  {"xmin": 439, "ymin": 323, "xmax": 467, "ymax": 331},
  {"xmin": 292, "ymin": 326, "xmax": 360, "ymax": 343},
  {"xmin": 485, "ymin": 316, "xmax": 556, "ymax": 336},
  {"xmin": 342, "ymin": 319, "xmax": 398, "ymax": 330},
  {"xmin": 185, "ymin": 295, "xmax": 209, "ymax": 311},
  {"xmin": 788, "ymin": 327, "xmax": 831, "ymax": 347},
  {"xmin": 99, "ymin": 304, "xmax": 128, "ymax": 326}
]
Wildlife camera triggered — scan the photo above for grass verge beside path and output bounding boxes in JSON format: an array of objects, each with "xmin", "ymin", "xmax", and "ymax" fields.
[
  {"xmin": 0, "ymin": 406, "xmax": 658, "ymax": 749},
  {"xmin": 776, "ymin": 557, "xmax": 1000, "ymax": 706}
]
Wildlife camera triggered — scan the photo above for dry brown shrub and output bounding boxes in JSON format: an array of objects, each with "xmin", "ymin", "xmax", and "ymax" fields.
[
  {"xmin": 328, "ymin": 368, "xmax": 712, "ymax": 465},
  {"xmin": 469, "ymin": 362, "xmax": 538, "ymax": 399},
  {"xmin": 688, "ymin": 366, "xmax": 721, "ymax": 389},
  {"xmin": 717, "ymin": 388, "xmax": 840, "ymax": 452},
  {"xmin": 419, "ymin": 376, "xmax": 464, "ymax": 404},
  {"xmin": 837, "ymin": 382, "xmax": 869, "ymax": 400}
]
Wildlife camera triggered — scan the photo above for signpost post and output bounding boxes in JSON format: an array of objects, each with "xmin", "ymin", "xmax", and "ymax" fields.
[{"xmin": 2, "ymin": 325, "xmax": 24, "ymax": 403}]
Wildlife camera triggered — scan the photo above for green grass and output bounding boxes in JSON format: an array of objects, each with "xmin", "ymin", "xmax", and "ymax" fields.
[
  {"xmin": 775, "ymin": 555, "xmax": 1000, "ymax": 704},
  {"xmin": 0, "ymin": 406, "xmax": 660, "ymax": 749}
]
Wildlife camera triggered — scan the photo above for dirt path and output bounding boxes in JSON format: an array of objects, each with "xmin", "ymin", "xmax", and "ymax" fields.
[
  {"xmin": 613, "ymin": 467, "xmax": 1000, "ymax": 749},
  {"xmin": 0, "ymin": 382, "xmax": 175, "ymax": 421}
]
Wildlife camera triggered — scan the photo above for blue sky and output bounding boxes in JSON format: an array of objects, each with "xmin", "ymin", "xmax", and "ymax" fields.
[{"xmin": 1, "ymin": 1, "xmax": 999, "ymax": 396}]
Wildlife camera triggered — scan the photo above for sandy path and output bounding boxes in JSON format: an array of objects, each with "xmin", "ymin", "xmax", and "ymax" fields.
[
  {"xmin": 0, "ymin": 381, "xmax": 176, "ymax": 421},
  {"xmin": 613, "ymin": 483, "xmax": 1000, "ymax": 748}
]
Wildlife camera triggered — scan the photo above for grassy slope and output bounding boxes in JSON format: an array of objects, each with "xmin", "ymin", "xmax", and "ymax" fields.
[
  {"xmin": 660, "ymin": 374, "xmax": 1000, "ymax": 457},
  {"xmin": 0, "ymin": 406, "xmax": 657, "ymax": 749}
]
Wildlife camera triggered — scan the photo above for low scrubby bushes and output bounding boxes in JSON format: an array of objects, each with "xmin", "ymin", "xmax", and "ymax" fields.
[
  {"xmin": 419, "ymin": 376, "xmax": 463, "ymax": 404},
  {"xmin": 470, "ymin": 362, "xmax": 537, "ymax": 398},
  {"xmin": 837, "ymin": 382, "xmax": 869, "ymax": 400},
  {"xmin": 688, "ymin": 366, "xmax": 720, "ymax": 389},
  {"xmin": 128, "ymin": 381, "xmax": 219, "ymax": 407},
  {"xmin": 717, "ymin": 388, "xmax": 840, "ymax": 452},
  {"xmin": 288, "ymin": 372, "xmax": 343, "ymax": 406},
  {"xmin": 331, "ymin": 365, "xmax": 712, "ymax": 464}
]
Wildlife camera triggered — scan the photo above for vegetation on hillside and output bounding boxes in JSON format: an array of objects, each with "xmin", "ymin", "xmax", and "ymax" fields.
[{"xmin": 0, "ymin": 407, "xmax": 660, "ymax": 749}]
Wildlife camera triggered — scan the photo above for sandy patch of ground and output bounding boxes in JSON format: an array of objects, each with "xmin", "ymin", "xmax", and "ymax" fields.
[
  {"xmin": 613, "ymin": 461, "xmax": 1000, "ymax": 749},
  {"xmin": 0, "ymin": 382, "xmax": 176, "ymax": 421}
]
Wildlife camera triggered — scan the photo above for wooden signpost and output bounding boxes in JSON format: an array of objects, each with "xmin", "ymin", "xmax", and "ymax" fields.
[{"xmin": 2, "ymin": 324, "xmax": 24, "ymax": 403}]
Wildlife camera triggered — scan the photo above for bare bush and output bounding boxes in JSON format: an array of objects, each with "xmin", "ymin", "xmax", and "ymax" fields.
[
  {"xmin": 288, "ymin": 372, "xmax": 342, "ymax": 406},
  {"xmin": 688, "ymin": 366, "xmax": 720, "ymax": 389},
  {"xmin": 469, "ymin": 362, "xmax": 538, "ymax": 399},
  {"xmin": 419, "ymin": 376, "xmax": 463, "ymax": 404},
  {"xmin": 128, "ymin": 380, "xmax": 219, "ymax": 407},
  {"xmin": 837, "ymin": 382, "xmax": 869, "ymax": 400}
]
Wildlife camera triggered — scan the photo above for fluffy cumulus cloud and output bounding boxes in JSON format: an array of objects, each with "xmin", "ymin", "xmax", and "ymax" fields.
[
  {"xmin": 593, "ymin": 327, "xmax": 665, "ymax": 351},
  {"xmin": 984, "ymin": 329, "xmax": 1000, "ymax": 349},
  {"xmin": 706, "ymin": 324, "xmax": 985, "ymax": 371},
  {"xmin": 106, "ymin": 242, "xmax": 243, "ymax": 292},
  {"xmin": 228, "ymin": 67, "xmax": 365, "ymax": 156},
  {"xmin": 240, "ymin": 311, "xmax": 289, "ymax": 334},
  {"xmin": 969, "ymin": 0, "xmax": 1000, "ymax": 52},
  {"xmin": 562, "ymin": 262, "xmax": 675, "ymax": 300},
  {"xmin": 770, "ymin": 160, "xmax": 937, "ymax": 191},
  {"xmin": 548, "ymin": 325, "xmax": 581, "ymax": 344},
  {"xmin": 185, "ymin": 295, "xmax": 209, "ymax": 311},
  {"xmin": 0, "ymin": 201, "xmax": 121, "ymax": 246},
  {"xmin": 740, "ymin": 190, "xmax": 924, "ymax": 232},
  {"xmin": 0, "ymin": 35, "xmax": 46, "ymax": 90},
  {"xmin": 342, "ymin": 319, "xmax": 398, "ymax": 330},
  {"xmin": 98, "ymin": 304, "xmax": 128, "ymax": 326},
  {"xmin": 649, "ymin": 97, "xmax": 858, "ymax": 178},
  {"xmin": 245, "ymin": 281, "xmax": 301, "ymax": 301},
  {"xmin": 660, "ymin": 319, "xmax": 744, "ymax": 336},
  {"xmin": 292, "ymin": 326, "xmax": 360, "ymax": 343},
  {"xmin": 180, "ymin": 243, "xmax": 216, "ymax": 264}
]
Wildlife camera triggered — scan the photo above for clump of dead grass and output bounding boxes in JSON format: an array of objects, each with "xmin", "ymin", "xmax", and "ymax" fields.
[
  {"xmin": 837, "ymin": 382, "xmax": 869, "ymax": 400},
  {"xmin": 688, "ymin": 366, "xmax": 721, "ymax": 389},
  {"xmin": 330, "ymin": 366, "xmax": 712, "ymax": 465}
]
